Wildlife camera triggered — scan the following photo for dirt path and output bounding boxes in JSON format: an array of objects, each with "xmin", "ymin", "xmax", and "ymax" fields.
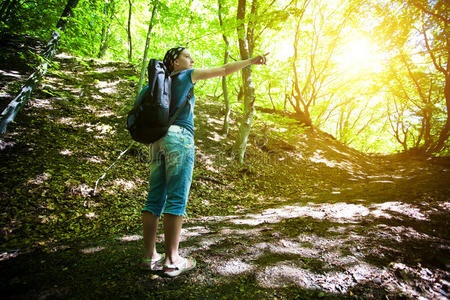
[{"xmin": 170, "ymin": 155, "xmax": 449, "ymax": 299}]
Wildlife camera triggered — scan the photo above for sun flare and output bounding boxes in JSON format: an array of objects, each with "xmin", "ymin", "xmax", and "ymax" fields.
[{"xmin": 336, "ymin": 36, "xmax": 385, "ymax": 75}]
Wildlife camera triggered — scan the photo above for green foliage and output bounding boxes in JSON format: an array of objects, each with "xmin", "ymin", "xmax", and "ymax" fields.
[{"xmin": 2, "ymin": 0, "xmax": 449, "ymax": 153}]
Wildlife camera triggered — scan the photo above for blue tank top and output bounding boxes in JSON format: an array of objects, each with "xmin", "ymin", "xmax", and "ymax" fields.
[{"xmin": 171, "ymin": 69, "xmax": 195, "ymax": 135}]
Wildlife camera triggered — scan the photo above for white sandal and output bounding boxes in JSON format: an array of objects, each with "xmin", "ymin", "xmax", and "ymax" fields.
[
  {"xmin": 163, "ymin": 257, "xmax": 196, "ymax": 277},
  {"xmin": 141, "ymin": 253, "xmax": 164, "ymax": 270}
]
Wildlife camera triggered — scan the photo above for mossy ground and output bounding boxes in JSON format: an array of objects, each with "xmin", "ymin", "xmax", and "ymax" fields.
[{"xmin": 1, "ymin": 36, "xmax": 449, "ymax": 299}]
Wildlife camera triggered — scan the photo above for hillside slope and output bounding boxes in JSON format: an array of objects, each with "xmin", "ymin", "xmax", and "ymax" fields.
[{"xmin": 0, "ymin": 42, "xmax": 449, "ymax": 299}]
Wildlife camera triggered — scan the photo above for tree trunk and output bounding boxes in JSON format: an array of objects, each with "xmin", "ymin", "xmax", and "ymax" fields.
[
  {"xmin": 136, "ymin": 2, "xmax": 157, "ymax": 95},
  {"xmin": 268, "ymin": 82, "xmax": 276, "ymax": 110},
  {"xmin": 232, "ymin": 0, "xmax": 256, "ymax": 164},
  {"xmin": 98, "ymin": 26, "xmax": 109, "ymax": 58},
  {"xmin": 217, "ymin": 0, "xmax": 230, "ymax": 135},
  {"xmin": 415, "ymin": 2, "xmax": 449, "ymax": 153},
  {"xmin": 432, "ymin": 72, "xmax": 450, "ymax": 152},
  {"xmin": 98, "ymin": 0, "xmax": 116, "ymax": 59},
  {"xmin": 431, "ymin": 33, "xmax": 450, "ymax": 152},
  {"xmin": 291, "ymin": 10, "xmax": 312, "ymax": 126},
  {"xmin": 0, "ymin": 0, "xmax": 80, "ymax": 135},
  {"xmin": 127, "ymin": 0, "xmax": 133, "ymax": 62}
]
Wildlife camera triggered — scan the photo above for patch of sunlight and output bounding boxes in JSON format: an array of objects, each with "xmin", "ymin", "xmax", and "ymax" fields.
[
  {"xmin": 373, "ymin": 225, "xmax": 434, "ymax": 241},
  {"xmin": 58, "ymin": 69, "xmax": 77, "ymax": 77},
  {"xmin": 112, "ymin": 179, "xmax": 136, "ymax": 191},
  {"xmin": 0, "ymin": 140, "xmax": 16, "ymax": 151},
  {"xmin": 84, "ymin": 105, "xmax": 114, "ymax": 117},
  {"xmin": 0, "ymin": 69, "xmax": 23, "ymax": 79},
  {"xmin": 335, "ymin": 161, "xmax": 358, "ymax": 173},
  {"xmin": 38, "ymin": 215, "xmax": 50, "ymax": 224},
  {"xmin": 219, "ymin": 227, "xmax": 269, "ymax": 237},
  {"xmin": 215, "ymin": 259, "xmax": 254, "ymax": 276},
  {"xmin": 328, "ymin": 146, "xmax": 351, "ymax": 157},
  {"xmin": 207, "ymin": 117, "xmax": 223, "ymax": 126},
  {"xmin": 117, "ymin": 235, "xmax": 142, "ymax": 242},
  {"xmin": 297, "ymin": 234, "xmax": 355, "ymax": 255},
  {"xmin": 387, "ymin": 263, "xmax": 448, "ymax": 299},
  {"xmin": 294, "ymin": 153, "xmax": 304, "ymax": 160},
  {"xmin": 349, "ymin": 175, "xmax": 366, "ymax": 181},
  {"xmin": 29, "ymin": 99, "xmax": 54, "ymax": 109},
  {"xmin": 257, "ymin": 262, "xmax": 384, "ymax": 293},
  {"xmin": 196, "ymin": 150, "xmax": 220, "ymax": 173},
  {"xmin": 71, "ymin": 184, "xmax": 93, "ymax": 197},
  {"xmin": 96, "ymin": 80, "xmax": 121, "ymax": 94},
  {"xmin": 95, "ymin": 66, "xmax": 118, "ymax": 73},
  {"xmin": 60, "ymin": 149, "xmax": 73, "ymax": 156},
  {"xmin": 191, "ymin": 236, "xmax": 227, "ymax": 251},
  {"xmin": 92, "ymin": 94, "xmax": 103, "ymax": 100},
  {"xmin": 82, "ymin": 200, "xmax": 99, "ymax": 208},
  {"xmin": 57, "ymin": 117, "xmax": 77, "ymax": 126},
  {"xmin": 41, "ymin": 80, "xmax": 60, "ymax": 88},
  {"xmin": 439, "ymin": 202, "xmax": 450, "ymax": 210},
  {"xmin": 255, "ymin": 240, "xmax": 321, "ymax": 258},
  {"xmin": 370, "ymin": 202, "xmax": 428, "ymax": 221},
  {"xmin": 0, "ymin": 249, "xmax": 20, "ymax": 261},
  {"xmin": 367, "ymin": 174, "xmax": 404, "ymax": 179},
  {"xmin": 80, "ymin": 246, "xmax": 105, "ymax": 254},
  {"xmin": 309, "ymin": 150, "xmax": 336, "ymax": 167},
  {"xmin": 257, "ymin": 264, "xmax": 344, "ymax": 291},
  {"xmin": 369, "ymin": 180, "xmax": 395, "ymax": 184},
  {"xmin": 229, "ymin": 202, "xmax": 371, "ymax": 226},
  {"xmin": 55, "ymin": 52, "xmax": 75, "ymax": 59},
  {"xmin": 85, "ymin": 156, "xmax": 105, "ymax": 163},
  {"xmin": 88, "ymin": 124, "xmax": 113, "ymax": 134},
  {"xmin": 57, "ymin": 120, "xmax": 115, "ymax": 136},
  {"xmin": 85, "ymin": 212, "xmax": 98, "ymax": 219},
  {"xmin": 181, "ymin": 226, "xmax": 211, "ymax": 238},
  {"xmin": 99, "ymin": 86, "xmax": 116, "ymax": 94},
  {"xmin": 332, "ymin": 188, "xmax": 341, "ymax": 194},
  {"xmin": 27, "ymin": 172, "xmax": 51, "ymax": 185},
  {"xmin": 208, "ymin": 131, "xmax": 224, "ymax": 142}
]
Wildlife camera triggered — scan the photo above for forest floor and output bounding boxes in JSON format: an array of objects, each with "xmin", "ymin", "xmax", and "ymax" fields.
[{"xmin": 0, "ymin": 34, "xmax": 449, "ymax": 299}]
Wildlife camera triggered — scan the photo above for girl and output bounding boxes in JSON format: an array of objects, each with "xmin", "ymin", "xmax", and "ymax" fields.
[{"xmin": 142, "ymin": 47, "xmax": 268, "ymax": 277}]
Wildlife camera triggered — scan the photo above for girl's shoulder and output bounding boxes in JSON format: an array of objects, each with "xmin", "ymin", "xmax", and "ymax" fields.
[{"xmin": 174, "ymin": 69, "xmax": 195, "ymax": 85}]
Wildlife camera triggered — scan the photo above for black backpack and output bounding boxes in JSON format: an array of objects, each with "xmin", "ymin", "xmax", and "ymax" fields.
[{"xmin": 127, "ymin": 59, "xmax": 192, "ymax": 144}]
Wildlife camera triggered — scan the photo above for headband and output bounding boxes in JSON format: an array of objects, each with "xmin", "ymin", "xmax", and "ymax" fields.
[{"xmin": 163, "ymin": 47, "xmax": 185, "ymax": 73}]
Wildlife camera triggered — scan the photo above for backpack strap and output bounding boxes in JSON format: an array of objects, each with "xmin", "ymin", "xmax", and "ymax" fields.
[{"xmin": 168, "ymin": 87, "xmax": 193, "ymax": 125}]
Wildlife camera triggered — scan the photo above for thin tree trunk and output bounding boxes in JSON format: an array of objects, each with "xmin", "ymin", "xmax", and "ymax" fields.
[
  {"xmin": 431, "ymin": 35, "xmax": 450, "ymax": 152},
  {"xmin": 432, "ymin": 72, "xmax": 450, "ymax": 152},
  {"xmin": 127, "ymin": 0, "xmax": 133, "ymax": 62},
  {"xmin": 290, "ymin": 1, "xmax": 312, "ymax": 126},
  {"xmin": 98, "ymin": 0, "xmax": 116, "ymax": 59},
  {"xmin": 0, "ymin": 0, "xmax": 80, "ymax": 135},
  {"xmin": 136, "ymin": 2, "xmax": 158, "ymax": 95},
  {"xmin": 232, "ymin": 0, "xmax": 256, "ymax": 164},
  {"xmin": 98, "ymin": 26, "xmax": 109, "ymax": 58},
  {"xmin": 218, "ymin": 0, "xmax": 230, "ymax": 135},
  {"xmin": 268, "ymin": 82, "xmax": 276, "ymax": 110}
]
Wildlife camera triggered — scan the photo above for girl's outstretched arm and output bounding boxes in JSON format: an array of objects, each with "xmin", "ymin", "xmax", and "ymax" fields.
[{"xmin": 191, "ymin": 53, "xmax": 268, "ymax": 83}]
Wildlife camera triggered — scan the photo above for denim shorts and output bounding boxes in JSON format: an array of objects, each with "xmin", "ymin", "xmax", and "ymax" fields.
[{"xmin": 142, "ymin": 125, "xmax": 195, "ymax": 216}]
